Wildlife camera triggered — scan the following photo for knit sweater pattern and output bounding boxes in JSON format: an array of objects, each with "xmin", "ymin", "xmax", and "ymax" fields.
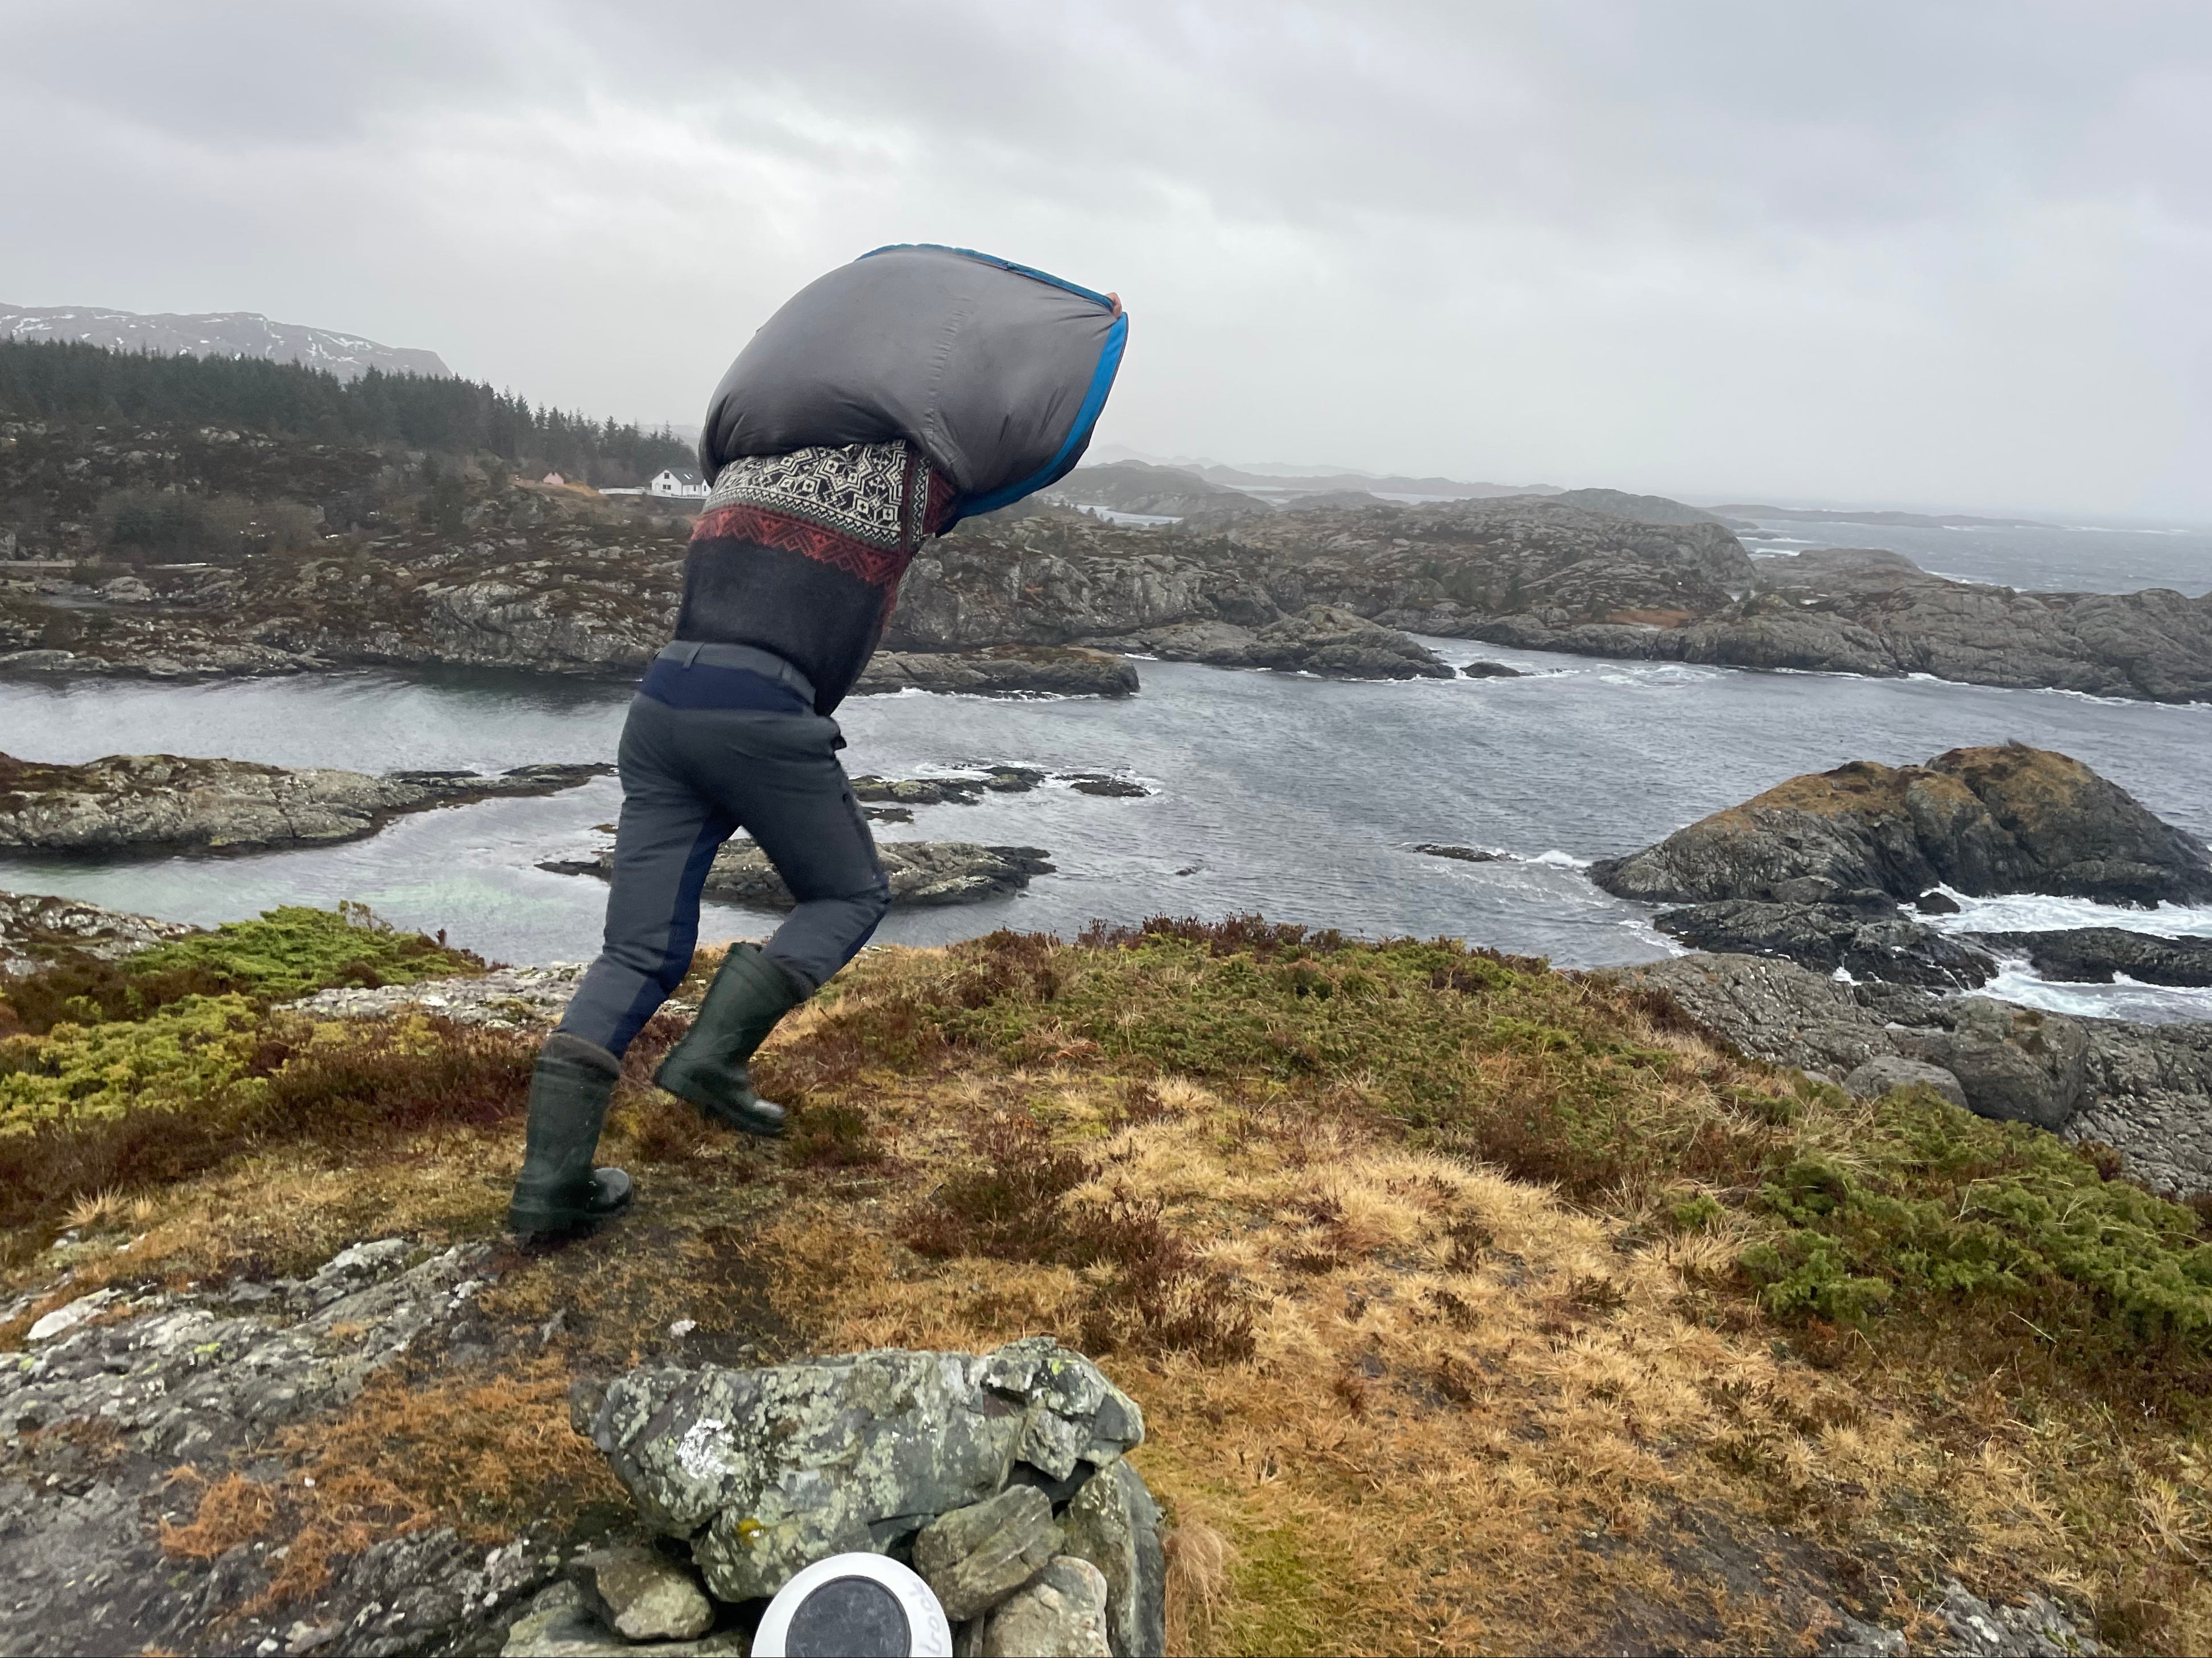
[{"xmin": 672, "ymin": 440, "xmax": 954, "ymax": 713}]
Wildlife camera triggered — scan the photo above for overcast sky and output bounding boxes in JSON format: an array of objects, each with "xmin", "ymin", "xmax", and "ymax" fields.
[{"xmin": 5, "ymin": 1, "xmax": 2208, "ymax": 519}]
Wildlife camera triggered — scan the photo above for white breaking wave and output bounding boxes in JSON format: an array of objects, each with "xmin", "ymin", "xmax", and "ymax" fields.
[
  {"xmin": 1925, "ymin": 891, "xmax": 2212, "ymax": 938},
  {"xmin": 1979, "ymin": 962, "xmax": 2212, "ymax": 1024}
]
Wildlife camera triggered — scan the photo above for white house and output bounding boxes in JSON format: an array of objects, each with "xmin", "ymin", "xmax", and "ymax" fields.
[{"xmin": 649, "ymin": 467, "xmax": 708, "ymax": 500}]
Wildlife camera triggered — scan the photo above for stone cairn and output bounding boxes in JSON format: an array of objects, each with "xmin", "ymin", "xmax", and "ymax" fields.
[{"xmin": 507, "ymin": 1337, "xmax": 1165, "ymax": 1658}]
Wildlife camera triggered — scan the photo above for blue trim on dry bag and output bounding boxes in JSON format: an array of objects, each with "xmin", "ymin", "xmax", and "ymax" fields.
[
  {"xmin": 857, "ymin": 243, "xmax": 1118, "ymax": 311},
  {"xmin": 958, "ymin": 310, "xmax": 1128, "ymax": 519}
]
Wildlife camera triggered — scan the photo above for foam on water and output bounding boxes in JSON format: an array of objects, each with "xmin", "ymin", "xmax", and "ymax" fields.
[
  {"xmin": 1978, "ymin": 961, "xmax": 2212, "ymax": 1024},
  {"xmin": 1926, "ymin": 892, "xmax": 2212, "ymax": 938}
]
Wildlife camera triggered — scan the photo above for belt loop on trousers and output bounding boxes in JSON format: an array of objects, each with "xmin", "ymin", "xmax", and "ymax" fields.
[{"xmin": 680, "ymin": 640, "xmax": 703, "ymax": 667}]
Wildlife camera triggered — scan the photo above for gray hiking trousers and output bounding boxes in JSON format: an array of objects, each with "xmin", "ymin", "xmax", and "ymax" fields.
[{"xmin": 556, "ymin": 670, "xmax": 890, "ymax": 1056}]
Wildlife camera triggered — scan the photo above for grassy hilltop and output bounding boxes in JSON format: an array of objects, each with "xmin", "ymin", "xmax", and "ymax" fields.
[{"xmin": 7, "ymin": 906, "xmax": 2212, "ymax": 1652}]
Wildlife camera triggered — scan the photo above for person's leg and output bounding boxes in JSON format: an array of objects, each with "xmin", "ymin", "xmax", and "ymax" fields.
[
  {"xmin": 556, "ymin": 695, "xmax": 738, "ymax": 1056},
  {"xmin": 511, "ymin": 696, "xmax": 734, "ymax": 1235},
  {"xmin": 652, "ymin": 707, "xmax": 891, "ymax": 1132}
]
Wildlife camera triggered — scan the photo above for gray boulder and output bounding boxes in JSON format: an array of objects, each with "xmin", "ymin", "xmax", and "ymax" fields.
[
  {"xmin": 502, "ymin": 1581, "xmax": 743, "ymax": 1657},
  {"xmin": 1060, "ymin": 1458, "xmax": 1167, "ymax": 1658},
  {"xmin": 914, "ymin": 1487, "xmax": 1060, "ymax": 1622},
  {"xmin": 1894, "ymin": 999, "xmax": 2090, "ymax": 1131},
  {"xmin": 979, "ymin": 1557, "xmax": 1114, "ymax": 1658},
  {"xmin": 1843, "ymin": 1055, "xmax": 1969, "ymax": 1109},
  {"xmin": 577, "ymin": 1338, "xmax": 1144, "ymax": 1606}
]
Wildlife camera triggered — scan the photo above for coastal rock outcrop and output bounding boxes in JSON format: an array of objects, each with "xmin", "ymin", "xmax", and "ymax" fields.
[
  {"xmin": 0, "ymin": 750, "xmax": 609, "ymax": 853},
  {"xmin": 1623, "ymin": 952, "xmax": 2212, "ymax": 1196},
  {"xmin": 0, "ymin": 890, "xmax": 192, "ymax": 978},
  {"xmin": 576, "ymin": 1336, "xmax": 1165, "ymax": 1653},
  {"xmin": 1967, "ymin": 928, "xmax": 2212, "ymax": 988},
  {"xmin": 1652, "ymin": 896, "xmax": 1998, "ymax": 989},
  {"xmin": 1593, "ymin": 745, "xmax": 2212, "ymax": 908},
  {"xmin": 855, "ymin": 645, "xmax": 1140, "ymax": 698},
  {"xmin": 545, "ymin": 840, "xmax": 1055, "ymax": 907},
  {"xmin": 1097, "ymin": 605, "xmax": 1452, "ymax": 679}
]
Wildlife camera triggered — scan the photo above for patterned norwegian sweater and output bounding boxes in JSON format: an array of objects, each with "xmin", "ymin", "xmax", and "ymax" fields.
[{"xmin": 673, "ymin": 441, "xmax": 955, "ymax": 714}]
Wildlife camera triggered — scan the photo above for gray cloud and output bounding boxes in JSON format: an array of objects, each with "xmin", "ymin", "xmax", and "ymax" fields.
[{"xmin": 3, "ymin": 0, "xmax": 2207, "ymax": 518}]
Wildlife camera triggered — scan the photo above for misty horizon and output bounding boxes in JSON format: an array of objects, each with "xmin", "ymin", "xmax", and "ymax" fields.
[{"xmin": 5, "ymin": 3, "xmax": 2208, "ymax": 526}]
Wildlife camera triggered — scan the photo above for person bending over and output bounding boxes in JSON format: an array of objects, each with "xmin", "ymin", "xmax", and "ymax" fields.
[{"xmin": 509, "ymin": 247, "xmax": 1127, "ymax": 1236}]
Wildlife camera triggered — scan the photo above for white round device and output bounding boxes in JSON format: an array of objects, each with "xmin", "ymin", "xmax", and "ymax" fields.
[{"xmin": 750, "ymin": 1552, "xmax": 953, "ymax": 1658}]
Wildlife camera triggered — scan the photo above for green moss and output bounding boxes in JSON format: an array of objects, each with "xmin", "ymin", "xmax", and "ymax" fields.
[
  {"xmin": 1, "ymin": 902, "xmax": 482, "ymax": 1035},
  {"xmin": 126, "ymin": 902, "xmax": 481, "ymax": 1004},
  {"xmin": 1742, "ymin": 1086, "xmax": 2212, "ymax": 1339},
  {"xmin": 0, "ymin": 994, "xmax": 266, "ymax": 1135}
]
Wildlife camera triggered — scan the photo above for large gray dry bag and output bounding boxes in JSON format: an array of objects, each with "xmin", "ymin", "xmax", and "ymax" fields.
[{"xmin": 700, "ymin": 244, "xmax": 1127, "ymax": 527}]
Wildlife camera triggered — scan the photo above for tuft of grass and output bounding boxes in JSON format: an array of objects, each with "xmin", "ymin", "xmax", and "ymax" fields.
[
  {"xmin": 0, "ymin": 1003, "xmax": 532, "ymax": 1234},
  {"xmin": 903, "ymin": 1111, "xmax": 1255, "ymax": 1363}
]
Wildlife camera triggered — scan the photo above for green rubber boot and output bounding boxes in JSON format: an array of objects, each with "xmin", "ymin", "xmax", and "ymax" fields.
[
  {"xmin": 654, "ymin": 942, "xmax": 809, "ymax": 1137},
  {"xmin": 507, "ymin": 1033, "xmax": 634, "ymax": 1237}
]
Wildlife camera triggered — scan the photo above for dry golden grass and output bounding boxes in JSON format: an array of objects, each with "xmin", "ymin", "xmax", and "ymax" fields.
[{"xmin": 13, "ymin": 928, "xmax": 2212, "ymax": 1653}]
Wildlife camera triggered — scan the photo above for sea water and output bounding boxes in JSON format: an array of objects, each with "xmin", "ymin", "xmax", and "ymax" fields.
[{"xmin": 4, "ymin": 636, "xmax": 2209, "ymax": 1022}]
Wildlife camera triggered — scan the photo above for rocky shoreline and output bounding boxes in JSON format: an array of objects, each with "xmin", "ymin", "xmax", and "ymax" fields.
[
  {"xmin": 0, "ymin": 750, "xmax": 608, "ymax": 853},
  {"xmin": 541, "ymin": 840, "xmax": 1058, "ymax": 908},
  {"xmin": 11, "ymin": 423, "xmax": 2202, "ymax": 700},
  {"xmin": 1581, "ymin": 743, "xmax": 2212, "ymax": 1193}
]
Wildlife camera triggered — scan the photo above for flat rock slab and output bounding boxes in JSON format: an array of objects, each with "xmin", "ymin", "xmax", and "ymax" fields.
[
  {"xmin": 287, "ymin": 963, "xmax": 586, "ymax": 1030},
  {"xmin": 503, "ymin": 1581, "xmax": 743, "ymax": 1657},
  {"xmin": 0, "ymin": 750, "xmax": 610, "ymax": 853},
  {"xmin": 1653, "ymin": 897, "xmax": 1998, "ymax": 989},
  {"xmin": 577, "ymin": 1337, "xmax": 1143, "ymax": 1606},
  {"xmin": 545, "ymin": 841, "xmax": 1055, "ymax": 908}
]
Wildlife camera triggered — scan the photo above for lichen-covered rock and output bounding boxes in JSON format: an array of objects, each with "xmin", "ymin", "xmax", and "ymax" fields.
[
  {"xmin": 578, "ymin": 1338, "xmax": 1144, "ymax": 1605},
  {"xmin": 978, "ymin": 1556, "xmax": 1114, "ymax": 1658},
  {"xmin": 1059, "ymin": 1458, "xmax": 1167, "ymax": 1658},
  {"xmin": 0, "ymin": 888, "xmax": 193, "ymax": 978},
  {"xmin": 0, "ymin": 750, "xmax": 609, "ymax": 853},
  {"xmin": 914, "ymin": 1486, "xmax": 1060, "ymax": 1622},
  {"xmin": 287, "ymin": 962, "xmax": 586, "ymax": 1031},
  {"xmin": 572, "ymin": 1545, "xmax": 713, "ymax": 1641}
]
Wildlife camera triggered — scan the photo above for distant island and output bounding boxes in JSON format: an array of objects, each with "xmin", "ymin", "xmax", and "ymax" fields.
[{"xmin": 1715, "ymin": 502, "xmax": 2057, "ymax": 531}]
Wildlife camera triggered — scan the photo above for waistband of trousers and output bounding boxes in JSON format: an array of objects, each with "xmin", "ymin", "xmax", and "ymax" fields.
[{"xmin": 653, "ymin": 640, "xmax": 816, "ymax": 704}]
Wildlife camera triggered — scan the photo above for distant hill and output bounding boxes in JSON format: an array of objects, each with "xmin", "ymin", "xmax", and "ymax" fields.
[
  {"xmin": 0, "ymin": 303, "xmax": 450, "ymax": 382},
  {"xmin": 1085, "ymin": 446, "xmax": 1559, "ymax": 501},
  {"xmin": 1545, "ymin": 488, "xmax": 1726, "ymax": 527},
  {"xmin": 1717, "ymin": 503, "xmax": 2055, "ymax": 531},
  {"xmin": 1053, "ymin": 461, "xmax": 1271, "ymax": 518},
  {"xmin": 1193, "ymin": 463, "xmax": 1558, "ymax": 500}
]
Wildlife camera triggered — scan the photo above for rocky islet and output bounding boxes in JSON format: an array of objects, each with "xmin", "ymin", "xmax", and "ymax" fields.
[{"xmin": 0, "ymin": 749, "xmax": 609, "ymax": 854}]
